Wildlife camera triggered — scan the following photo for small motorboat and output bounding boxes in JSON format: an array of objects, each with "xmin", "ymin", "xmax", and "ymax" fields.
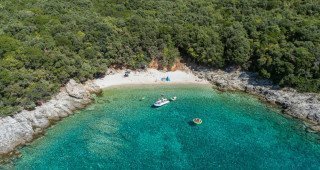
[
  {"xmin": 193, "ymin": 118, "xmax": 202, "ymax": 125},
  {"xmin": 139, "ymin": 97, "xmax": 146, "ymax": 101},
  {"xmin": 170, "ymin": 96, "xmax": 177, "ymax": 101},
  {"xmin": 153, "ymin": 98, "xmax": 170, "ymax": 107}
]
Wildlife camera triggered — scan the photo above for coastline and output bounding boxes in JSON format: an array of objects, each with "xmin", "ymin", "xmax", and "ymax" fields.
[
  {"xmin": 0, "ymin": 68, "xmax": 207, "ymax": 159},
  {"xmin": 191, "ymin": 66, "xmax": 320, "ymax": 132},
  {"xmin": 1, "ymin": 65, "xmax": 320, "ymax": 161}
]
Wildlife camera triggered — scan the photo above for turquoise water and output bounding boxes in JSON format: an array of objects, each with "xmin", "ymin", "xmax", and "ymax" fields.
[{"xmin": 3, "ymin": 84, "xmax": 320, "ymax": 169}]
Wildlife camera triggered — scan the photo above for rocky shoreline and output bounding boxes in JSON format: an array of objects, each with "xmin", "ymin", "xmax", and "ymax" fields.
[
  {"xmin": 0, "ymin": 79, "xmax": 101, "ymax": 159},
  {"xmin": 0, "ymin": 68, "xmax": 205, "ymax": 159},
  {"xmin": 191, "ymin": 66, "xmax": 320, "ymax": 132},
  {"xmin": 1, "ymin": 66, "xmax": 320, "ymax": 160}
]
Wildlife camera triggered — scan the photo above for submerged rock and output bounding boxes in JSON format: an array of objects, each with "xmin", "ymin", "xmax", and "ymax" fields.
[{"xmin": 0, "ymin": 79, "xmax": 100, "ymax": 155}]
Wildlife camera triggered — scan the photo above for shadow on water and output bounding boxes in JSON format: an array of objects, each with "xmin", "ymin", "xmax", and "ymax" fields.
[
  {"xmin": 151, "ymin": 105, "xmax": 158, "ymax": 108},
  {"xmin": 188, "ymin": 121, "xmax": 197, "ymax": 127}
]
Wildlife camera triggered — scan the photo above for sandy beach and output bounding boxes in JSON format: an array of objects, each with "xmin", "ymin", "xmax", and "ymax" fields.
[
  {"xmin": 94, "ymin": 68, "xmax": 209, "ymax": 89},
  {"xmin": 0, "ymin": 68, "xmax": 208, "ymax": 157}
]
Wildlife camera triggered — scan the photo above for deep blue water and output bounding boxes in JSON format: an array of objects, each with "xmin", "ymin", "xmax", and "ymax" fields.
[{"xmin": 3, "ymin": 84, "xmax": 320, "ymax": 169}]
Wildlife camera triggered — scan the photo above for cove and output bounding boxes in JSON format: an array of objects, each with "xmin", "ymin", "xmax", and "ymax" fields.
[{"xmin": 3, "ymin": 84, "xmax": 320, "ymax": 169}]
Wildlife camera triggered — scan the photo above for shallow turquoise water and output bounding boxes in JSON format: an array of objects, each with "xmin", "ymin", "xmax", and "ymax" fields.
[{"xmin": 4, "ymin": 84, "xmax": 320, "ymax": 169}]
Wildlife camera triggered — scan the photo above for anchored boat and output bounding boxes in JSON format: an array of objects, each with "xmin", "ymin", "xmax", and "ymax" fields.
[
  {"xmin": 140, "ymin": 97, "xmax": 146, "ymax": 101},
  {"xmin": 170, "ymin": 96, "xmax": 177, "ymax": 101},
  {"xmin": 153, "ymin": 98, "xmax": 170, "ymax": 107},
  {"xmin": 193, "ymin": 118, "xmax": 202, "ymax": 125}
]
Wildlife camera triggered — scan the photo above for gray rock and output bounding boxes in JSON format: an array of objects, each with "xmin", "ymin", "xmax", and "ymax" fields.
[
  {"xmin": 192, "ymin": 67, "xmax": 320, "ymax": 130},
  {"xmin": 65, "ymin": 79, "xmax": 90, "ymax": 99},
  {"xmin": 0, "ymin": 79, "xmax": 101, "ymax": 155},
  {"xmin": 0, "ymin": 117, "xmax": 33, "ymax": 154},
  {"xmin": 85, "ymin": 80, "xmax": 102, "ymax": 94}
]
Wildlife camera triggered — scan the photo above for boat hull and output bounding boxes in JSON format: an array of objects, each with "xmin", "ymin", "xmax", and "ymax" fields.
[
  {"xmin": 193, "ymin": 118, "xmax": 202, "ymax": 125},
  {"xmin": 153, "ymin": 101, "xmax": 170, "ymax": 107}
]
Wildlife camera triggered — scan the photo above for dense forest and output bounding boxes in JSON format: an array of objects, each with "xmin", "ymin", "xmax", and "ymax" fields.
[{"xmin": 0, "ymin": 0, "xmax": 319, "ymax": 115}]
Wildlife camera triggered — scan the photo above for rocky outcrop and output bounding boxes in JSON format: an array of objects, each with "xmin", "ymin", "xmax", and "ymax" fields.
[
  {"xmin": 1, "ymin": 66, "xmax": 319, "ymax": 157},
  {"xmin": 193, "ymin": 67, "xmax": 320, "ymax": 131},
  {"xmin": 0, "ymin": 79, "xmax": 100, "ymax": 156},
  {"xmin": 65, "ymin": 79, "xmax": 90, "ymax": 99}
]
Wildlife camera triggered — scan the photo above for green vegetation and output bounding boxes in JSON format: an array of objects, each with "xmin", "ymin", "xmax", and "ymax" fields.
[{"xmin": 0, "ymin": 0, "xmax": 319, "ymax": 115}]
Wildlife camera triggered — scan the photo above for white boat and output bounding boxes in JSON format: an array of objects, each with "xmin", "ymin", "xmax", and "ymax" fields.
[
  {"xmin": 170, "ymin": 96, "xmax": 177, "ymax": 101},
  {"xmin": 153, "ymin": 98, "xmax": 170, "ymax": 107},
  {"xmin": 193, "ymin": 118, "xmax": 202, "ymax": 125}
]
